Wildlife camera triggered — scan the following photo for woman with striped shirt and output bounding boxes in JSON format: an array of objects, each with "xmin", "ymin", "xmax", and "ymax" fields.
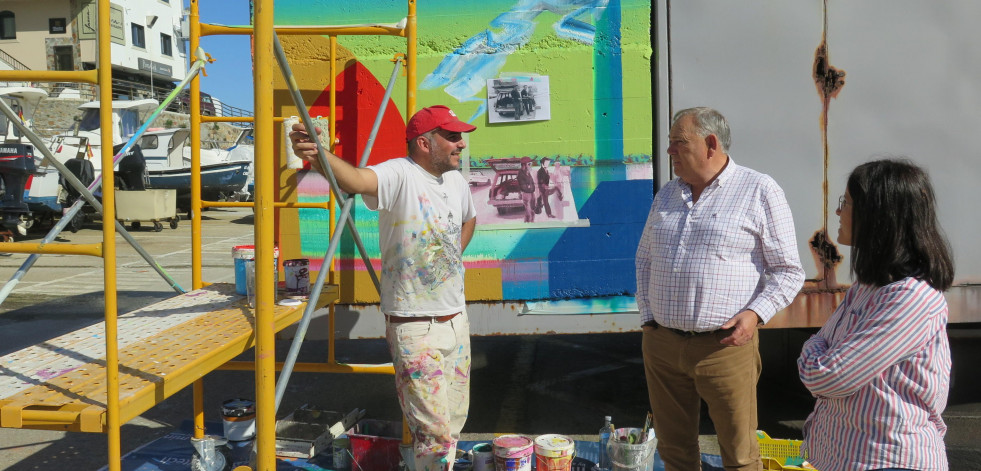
[{"xmin": 798, "ymin": 159, "xmax": 954, "ymax": 471}]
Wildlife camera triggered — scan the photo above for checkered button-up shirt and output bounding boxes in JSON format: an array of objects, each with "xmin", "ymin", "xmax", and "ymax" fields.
[{"xmin": 635, "ymin": 159, "xmax": 805, "ymax": 331}]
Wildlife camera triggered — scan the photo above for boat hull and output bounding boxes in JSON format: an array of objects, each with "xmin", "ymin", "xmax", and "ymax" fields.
[{"xmin": 147, "ymin": 161, "xmax": 250, "ymax": 205}]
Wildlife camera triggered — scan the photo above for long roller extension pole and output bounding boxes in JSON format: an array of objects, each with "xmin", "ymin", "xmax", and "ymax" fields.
[
  {"xmin": 271, "ymin": 33, "xmax": 381, "ymax": 291},
  {"xmin": 266, "ymin": 34, "xmax": 403, "ymax": 414}
]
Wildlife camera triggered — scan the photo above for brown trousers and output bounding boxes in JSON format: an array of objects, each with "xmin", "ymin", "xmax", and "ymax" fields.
[{"xmin": 642, "ymin": 326, "xmax": 762, "ymax": 471}]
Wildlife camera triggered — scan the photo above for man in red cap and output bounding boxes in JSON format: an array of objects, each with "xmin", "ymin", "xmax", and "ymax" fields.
[{"xmin": 289, "ymin": 105, "xmax": 477, "ymax": 471}]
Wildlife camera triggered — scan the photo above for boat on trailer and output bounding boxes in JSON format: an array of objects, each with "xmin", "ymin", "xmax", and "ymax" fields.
[{"xmin": 139, "ymin": 127, "xmax": 251, "ymax": 210}]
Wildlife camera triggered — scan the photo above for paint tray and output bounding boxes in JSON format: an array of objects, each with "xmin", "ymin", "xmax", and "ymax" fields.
[
  {"xmin": 346, "ymin": 418, "xmax": 404, "ymax": 471},
  {"xmin": 274, "ymin": 406, "xmax": 363, "ymax": 458}
]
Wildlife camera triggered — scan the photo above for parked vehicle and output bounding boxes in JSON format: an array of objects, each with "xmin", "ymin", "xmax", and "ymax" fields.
[
  {"xmin": 491, "ymin": 80, "xmax": 523, "ymax": 120},
  {"xmin": 171, "ymin": 89, "xmax": 216, "ymax": 116},
  {"xmin": 485, "ymin": 158, "xmax": 525, "ymax": 214}
]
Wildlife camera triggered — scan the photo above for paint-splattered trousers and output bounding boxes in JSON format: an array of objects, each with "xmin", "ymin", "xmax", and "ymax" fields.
[{"xmin": 386, "ymin": 311, "xmax": 472, "ymax": 471}]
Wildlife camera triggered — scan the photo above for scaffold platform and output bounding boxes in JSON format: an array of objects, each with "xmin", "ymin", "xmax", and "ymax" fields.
[{"xmin": 0, "ymin": 283, "xmax": 338, "ymax": 433}]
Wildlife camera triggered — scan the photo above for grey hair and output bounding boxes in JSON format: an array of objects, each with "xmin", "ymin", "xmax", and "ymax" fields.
[
  {"xmin": 408, "ymin": 129, "xmax": 438, "ymax": 154},
  {"xmin": 672, "ymin": 107, "xmax": 731, "ymax": 153}
]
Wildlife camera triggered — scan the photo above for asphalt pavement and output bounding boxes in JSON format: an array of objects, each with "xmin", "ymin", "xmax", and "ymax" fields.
[{"xmin": 0, "ymin": 207, "xmax": 978, "ymax": 470}]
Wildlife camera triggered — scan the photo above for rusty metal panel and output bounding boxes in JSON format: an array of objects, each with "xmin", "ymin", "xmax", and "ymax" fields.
[{"xmin": 658, "ymin": 0, "xmax": 981, "ymax": 325}]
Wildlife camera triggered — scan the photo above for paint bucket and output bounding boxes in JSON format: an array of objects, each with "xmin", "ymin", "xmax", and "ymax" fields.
[
  {"xmin": 221, "ymin": 398, "xmax": 256, "ymax": 441},
  {"xmin": 283, "ymin": 258, "xmax": 310, "ymax": 297},
  {"xmin": 533, "ymin": 434, "xmax": 575, "ymax": 471},
  {"xmin": 332, "ymin": 437, "xmax": 351, "ymax": 470},
  {"xmin": 232, "ymin": 245, "xmax": 279, "ymax": 295},
  {"xmin": 608, "ymin": 428, "xmax": 657, "ymax": 471},
  {"xmin": 492, "ymin": 435, "xmax": 533, "ymax": 471},
  {"xmin": 472, "ymin": 442, "xmax": 495, "ymax": 471}
]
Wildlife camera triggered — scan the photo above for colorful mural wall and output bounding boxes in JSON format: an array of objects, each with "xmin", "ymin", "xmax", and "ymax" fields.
[{"xmin": 272, "ymin": 0, "xmax": 653, "ymax": 305}]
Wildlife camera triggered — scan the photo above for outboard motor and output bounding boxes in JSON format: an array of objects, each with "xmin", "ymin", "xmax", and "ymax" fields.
[
  {"xmin": 0, "ymin": 143, "xmax": 36, "ymax": 236},
  {"xmin": 62, "ymin": 158, "xmax": 96, "ymax": 201},
  {"xmin": 113, "ymin": 143, "xmax": 146, "ymax": 191},
  {"xmin": 61, "ymin": 157, "xmax": 96, "ymax": 233}
]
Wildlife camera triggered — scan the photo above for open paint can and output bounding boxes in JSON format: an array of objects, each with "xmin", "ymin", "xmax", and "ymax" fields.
[
  {"xmin": 221, "ymin": 398, "xmax": 256, "ymax": 441},
  {"xmin": 492, "ymin": 435, "xmax": 533, "ymax": 471},
  {"xmin": 332, "ymin": 437, "xmax": 351, "ymax": 470},
  {"xmin": 472, "ymin": 442, "xmax": 495, "ymax": 471},
  {"xmin": 283, "ymin": 258, "xmax": 310, "ymax": 297},
  {"xmin": 232, "ymin": 245, "xmax": 279, "ymax": 295}
]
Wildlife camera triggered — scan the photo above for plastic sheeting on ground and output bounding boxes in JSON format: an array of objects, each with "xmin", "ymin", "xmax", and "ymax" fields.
[{"xmin": 99, "ymin": 421, "xmax": 726, "ymax": 471}]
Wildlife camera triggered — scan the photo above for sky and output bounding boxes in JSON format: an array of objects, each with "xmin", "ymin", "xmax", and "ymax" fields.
[{"xmin": 186, "ymin": 1, "xmax": 254, "ymax": 112}]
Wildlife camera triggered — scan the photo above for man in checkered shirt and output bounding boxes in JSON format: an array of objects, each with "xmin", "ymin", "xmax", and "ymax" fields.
[{"xmin": 635, "ymin": 107, "xmax": 805, "ymax": 471}]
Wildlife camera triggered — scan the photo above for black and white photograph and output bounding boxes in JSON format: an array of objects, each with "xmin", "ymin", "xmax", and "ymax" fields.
[{"xmin": 486, "ymin": 75, "xmax": 551, "ymax": 123}]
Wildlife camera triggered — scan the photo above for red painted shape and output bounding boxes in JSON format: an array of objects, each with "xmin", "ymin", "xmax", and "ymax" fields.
[{"xmin": 308, "ymin": 61, "xmax": 407, "ymax": 168}]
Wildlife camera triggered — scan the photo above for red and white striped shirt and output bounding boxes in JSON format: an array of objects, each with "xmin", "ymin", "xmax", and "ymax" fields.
[
  {"xmin": 798, "ymin": 277, "xmax": 951, "ymax": 471},
  {"xmin": 635, "ymin": 159, "xmax": 804, "ymax": 330}
]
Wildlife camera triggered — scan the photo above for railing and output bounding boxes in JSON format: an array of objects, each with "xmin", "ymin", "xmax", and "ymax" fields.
[
  {"xmin": 0, "ymin": 48, "xmax": 30, "ymax": 71},
  {"xmin": 31, "ymin": 78, "xmax": 254, "ymax": 120}
]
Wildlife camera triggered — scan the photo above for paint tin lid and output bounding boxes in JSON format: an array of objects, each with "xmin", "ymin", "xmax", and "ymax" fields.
[
  {"xmin": 492, "ymin": 434, "xmax": 534, "ymax": 458},
  {"xmin": 533, "ymin": 434, "xmax": 575, "ymax": 457},
  {"xmin": 221, "ymin": 398, "xmax": 255, "ymax": 417},
  {"xmin": 232, "ymin": 245, "xmax": 280, "ymax": 259}
]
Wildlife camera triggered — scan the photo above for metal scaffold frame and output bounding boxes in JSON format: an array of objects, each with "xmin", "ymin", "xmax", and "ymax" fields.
[
  {"xmin": 0, "ymin": 0, "xmax": 417, "ymax": 470},
  {"xmin": 192, "ymin": 0, "xmax": 418, "ymax": 468}
]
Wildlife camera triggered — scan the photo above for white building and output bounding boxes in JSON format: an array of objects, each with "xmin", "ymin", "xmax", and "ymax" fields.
[{"xmin": 0, "ymin": 0, "xmax": 187, "ymax": 90}]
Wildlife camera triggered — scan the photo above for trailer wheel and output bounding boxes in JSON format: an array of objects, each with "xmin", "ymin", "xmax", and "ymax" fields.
[
  {"xmin": 131, "ymin": 221, "xmax": 141, "ymax": 231},
  {"xmin": 153, "ymin": 221, "xmax": 164, "ymax": 232},
  {"xmin": 170, "ymin": 218, "xmax": 179, "ymax": 229}
]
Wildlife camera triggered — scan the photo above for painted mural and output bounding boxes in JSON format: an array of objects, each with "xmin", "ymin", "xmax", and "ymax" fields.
[{"xmin": 271, "ymin": 0, "xmax": 653, "ymax": 305}]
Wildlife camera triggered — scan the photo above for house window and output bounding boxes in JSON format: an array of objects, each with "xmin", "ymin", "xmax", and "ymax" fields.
[
  {"xmin": 131, "ymin": 23, "xmax": 145, "ymax": 48},
  {"xmin": 160, "ymin": 33, "xmax": 172, "ymax": 56},
  {"xmin": 49, "ymin": 18, "xmax": 67, "ymax": 34},
  {"xmin": 0, "ymin": 11, "xmax": 15, "ymax": 40}
]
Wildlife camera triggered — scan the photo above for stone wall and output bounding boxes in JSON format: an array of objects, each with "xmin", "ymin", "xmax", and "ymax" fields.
[{"xmin": 32, "ymin": 97, "xmax": 246, "ymax": 145}]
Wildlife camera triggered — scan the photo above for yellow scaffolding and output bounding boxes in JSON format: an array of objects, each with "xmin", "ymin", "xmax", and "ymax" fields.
[{"xmin": 0, "ymin": 0, "xmax": 417, "ymax": 470}]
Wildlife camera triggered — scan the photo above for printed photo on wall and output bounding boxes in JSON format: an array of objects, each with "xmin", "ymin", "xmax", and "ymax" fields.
[
  {"xmin": 467, "ymin": 156, "xmax": 581, "ymax": 228},
  {"xmin": 486, "ymin": 75, "xmax": 551, "ymax": 123}
]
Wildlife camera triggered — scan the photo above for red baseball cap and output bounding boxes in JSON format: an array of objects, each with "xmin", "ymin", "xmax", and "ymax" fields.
[{"xmin": 405, "ymin": 105, "xmax": 477, "ymax": 142}]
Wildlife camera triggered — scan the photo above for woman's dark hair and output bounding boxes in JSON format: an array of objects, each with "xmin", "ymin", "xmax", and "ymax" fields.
[{"xmin": 846, "ymin": 158, "xmax": 954, "ymax": 290}]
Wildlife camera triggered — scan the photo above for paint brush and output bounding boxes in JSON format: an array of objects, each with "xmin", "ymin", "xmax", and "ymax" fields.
[{"xmin": 641, "ymin": 412, "xmax": 652, "ymax": 442}]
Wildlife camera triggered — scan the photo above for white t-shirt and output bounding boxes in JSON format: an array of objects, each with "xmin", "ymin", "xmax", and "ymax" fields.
[{"xmin": 362, "ymin": 157, "xmax": 476, "ymax": 316}]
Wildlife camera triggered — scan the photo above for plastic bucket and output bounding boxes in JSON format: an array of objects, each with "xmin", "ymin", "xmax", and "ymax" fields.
[
  {"xmin": 533, "ymin": 434, "xmax": 575, "ymax": 471},
  {"xmin": 347, "ymin": 419, "xmax": 402, "ymax": 471},
  {"xmin": 221, "ymin": 398, "xmax": 256, "ymax": 441},
  {"xmin": 492, "ymin": 435, "xmax": 533, "ymax": 471},
  {"xmin": 232, "ymin": 245, "xmax": 279, "ymax": 295},
  {"xmin": 608, "ymin": 428, "xmax": 657, "ymax": 471}
]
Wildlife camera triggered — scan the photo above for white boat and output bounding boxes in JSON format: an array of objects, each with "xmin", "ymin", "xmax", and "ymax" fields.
[
  {"xmin": 25, "ymin": 99, "xmax": 159, "ymax": 215},
  {"xmin": 0, "ymin": 86, "xmax": 49, "ymax": 144},
  {"xmin": 139, "ymin": 128, "xmax": 252, "ymax": 206}
]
